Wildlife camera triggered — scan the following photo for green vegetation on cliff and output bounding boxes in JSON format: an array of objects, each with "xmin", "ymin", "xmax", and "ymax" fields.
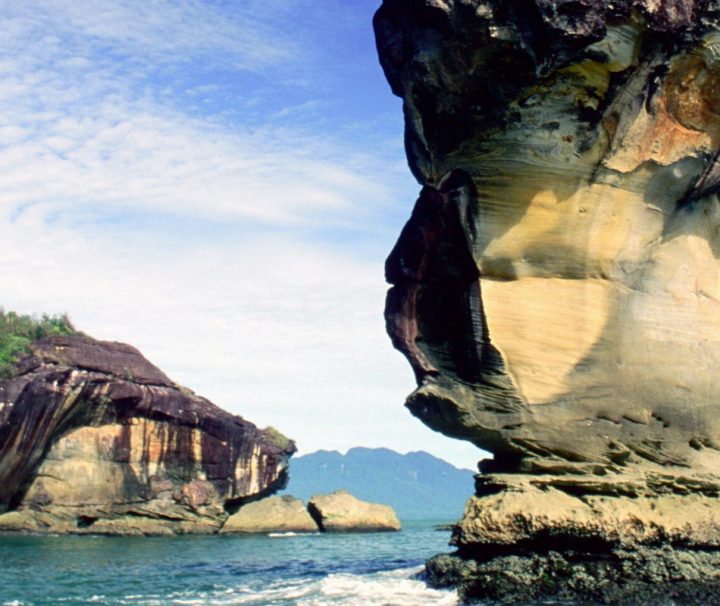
[
  {"xmin": 264, "ymin": 426, "xmax": 292, "ymax": 451},
  {"xmin": 0, "ymin": 310, "xmax": 79, "ymax": 378}
]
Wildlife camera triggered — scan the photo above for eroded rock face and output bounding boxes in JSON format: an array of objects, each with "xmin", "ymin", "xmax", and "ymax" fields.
[
  {"xmin": 376, "ymin": 0, "xmax": 720, "ymax": 601},
  {"xmin": 0, "ymin": 336, "xmax": 294, "ymax": 534}
]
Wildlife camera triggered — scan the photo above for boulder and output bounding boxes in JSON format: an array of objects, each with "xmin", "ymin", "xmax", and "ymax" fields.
[
  {"xmin": 375, "ymin": 0, "xmax": 720, "ymax": 601},
  {"xmin": 0, "ymin": 335, "xmax": 295, "ymax": 534},
  {"xmin": 307, "ymin": 490, "xmax": 401, "ymax": 532},
  {"xmin": 221, "ymin": 495, "xmax": 318, "ymax": 534}
]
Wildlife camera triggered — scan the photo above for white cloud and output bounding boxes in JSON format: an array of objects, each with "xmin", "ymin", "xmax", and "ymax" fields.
[
  {"xmin": 0, "ymin": 1, "xmax": 401, "ymax": 228},
  {"xmin": 0, "ymin": 102, "xmax": 390, "ymax": 226},
  {"xmin": 0, "ymin": 0, "xmax": 485, "ymax": 471},
  {"xmin": 0, "ymin": 217, "xmax": 484, "ymax": 470}
]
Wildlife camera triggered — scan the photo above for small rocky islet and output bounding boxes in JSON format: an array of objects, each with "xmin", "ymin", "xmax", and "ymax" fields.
[
  {"xmin": 283, "ymin": 446, "xmax": 475, "ymax": 520},
  {"xmin": 222, "ymin": 491, "xmax": 401, "ymax": 534},
  {"xmin": 0, "ymin": 332, "xmax": 399, "ymax": 536}
]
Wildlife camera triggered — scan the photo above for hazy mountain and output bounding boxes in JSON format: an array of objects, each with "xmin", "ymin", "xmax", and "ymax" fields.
[{"xmin": 283, "ymin": 447, "xmax": 476, "ymax": 521}]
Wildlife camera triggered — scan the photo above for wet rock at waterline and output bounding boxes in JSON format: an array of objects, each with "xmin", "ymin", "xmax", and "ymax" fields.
[
  {"xmin": 0, "ymin": 335, "xmax": 294, "ymax": 535},
  {"xmin": 375, "ymin": 0, "xmax": 720, "ymax": 602}
]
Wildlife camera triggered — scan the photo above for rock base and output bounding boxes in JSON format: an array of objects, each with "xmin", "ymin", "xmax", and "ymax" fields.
[
  {"xmin": 426, "ymin": 471, "xmax": 720, "ymax": 604},
  {"xmin": 0, "ymin": 491, "xmax": 402, "ymax": 536},
  {"xmin": 0, "ymin": 504, "xmax": 225, "ymax": 536},
  {"xmin": 425, "ymin": 549, "xmax": 720, "ymax": 605}
]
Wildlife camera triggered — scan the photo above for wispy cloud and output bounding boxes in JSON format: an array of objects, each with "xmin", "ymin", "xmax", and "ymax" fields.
[
  {"xmin": 1, "ymin": 0, "xmax": 295, "ymax": 70},
  {"xmin": 0, "ymin": 102, "xmax": 390, "ymax": 226},
  {"xmin": 0, "ymin": 0, "xmax": 406, "ymax": 226}
]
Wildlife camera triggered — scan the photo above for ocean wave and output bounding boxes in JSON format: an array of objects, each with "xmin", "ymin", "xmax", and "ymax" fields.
[
  {"xmin": 0, "ymin": 522, "xmax": 458, "ymax": 606},
  {"xmin": 299, "ymin": 567, "xmax": 458, "ymax": 606},
  {"xmin": 106, "ymin": 566, "xmax": 457, "ymax": 606}
]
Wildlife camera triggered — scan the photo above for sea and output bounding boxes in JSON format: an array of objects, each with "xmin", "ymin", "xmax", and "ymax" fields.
[{"xmin": 0, "ymin": 521, "xmax": 460, "ymax": 606}]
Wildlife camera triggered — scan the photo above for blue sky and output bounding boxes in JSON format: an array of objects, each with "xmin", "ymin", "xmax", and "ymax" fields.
[{"xmin": 0, "ymin": 0, "xmax": 485, "ymax": 470}]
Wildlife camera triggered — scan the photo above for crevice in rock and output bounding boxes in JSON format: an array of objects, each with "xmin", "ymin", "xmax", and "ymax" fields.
[
  {"xmin": 76, "ymin": 515, "xmax": 97, "ymax": 529},
  {"xmin": 306, "ymin": 502, "xmax": 325, "ymax": 532}
]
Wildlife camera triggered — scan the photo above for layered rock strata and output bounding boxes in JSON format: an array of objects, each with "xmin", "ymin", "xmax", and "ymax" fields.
[
  {"xmin": 375, "ymin": 0, "xmax": 720, "ymax": 602},
  {"xmin": 0, "ymin": 335, "xmax": 294, "ymax": 535}
]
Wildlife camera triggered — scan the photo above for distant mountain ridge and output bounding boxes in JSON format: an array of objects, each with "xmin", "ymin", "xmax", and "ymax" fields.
[{"xmin": 283, "ymin": 447, "xmax": 476, "ymax": 521}]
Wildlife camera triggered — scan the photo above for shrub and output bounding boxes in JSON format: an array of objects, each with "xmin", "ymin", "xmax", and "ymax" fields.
[
  {"xmin": 264, "ymin": 426, "xmax": 292, "ymax": 451},
  {"xmin": 0, "ymin": 309, "xmax": 80, "ymax": 379}
]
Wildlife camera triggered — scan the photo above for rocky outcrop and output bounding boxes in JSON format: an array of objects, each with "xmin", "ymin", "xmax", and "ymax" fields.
[
  {"xmin": 307, "ymin": 490, "xmax": 401, "ymax": 532},
  {"xmin": 0, "ymin": 335, "xmax": 294, "ymax": 535},
  {"xmin": 376, "ymin": 0, "xmax": 720, "ymax": 602},
  {"xmin": 222, "ymin": 491, "xmax": 400, "ymax": 534},
  {"xmin": 221, "ymin": 495, "xmax": 318, "ymax": 534}
]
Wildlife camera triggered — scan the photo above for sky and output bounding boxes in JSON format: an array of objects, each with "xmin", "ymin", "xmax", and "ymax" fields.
[{"xmin": 0, "ymin": 0, "xmax": 487, "ymax": 471}]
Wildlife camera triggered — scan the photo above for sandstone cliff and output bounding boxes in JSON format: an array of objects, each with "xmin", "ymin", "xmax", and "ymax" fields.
[
  {"xmin": 0, "ymin": 335, "xmax": 294, "ymax": 535},
  {"xmin": 376, "ymin": 0, "xmax": 720, "ymax": 602}
]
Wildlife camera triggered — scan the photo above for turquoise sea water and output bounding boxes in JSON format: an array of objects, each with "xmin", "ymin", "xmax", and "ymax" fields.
[{"xmin": 0, "ymin": 521, "xmax": 458, "ymax": 606}]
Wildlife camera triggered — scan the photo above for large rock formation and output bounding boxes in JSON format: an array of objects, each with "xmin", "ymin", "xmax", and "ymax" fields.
[
  {"xmin": 375, "ymin": 0, "xmax": 720, "ymax": 602},
  {"xmin": 0, "ymin": 335, "xmax": 294, "ymax": 535}
]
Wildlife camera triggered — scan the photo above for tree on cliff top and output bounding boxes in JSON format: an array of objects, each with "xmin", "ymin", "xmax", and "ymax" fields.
[{"xmin": 0, "ymin": 309, "xmax": 79, "ymax": 378}]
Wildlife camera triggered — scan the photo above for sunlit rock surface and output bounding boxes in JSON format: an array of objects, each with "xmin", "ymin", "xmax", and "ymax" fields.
[
  {"xmin": 307, "ymin": 490, "xmax": 401, "ymax": 532},
  {"xmin": 221, "ymin": 495, "xmax": 318, "ymax": 534},
  {"xmin": 0, "ymin": 336, "xmax": 294, "ymax": 535},
  {"xmin": 376, "ymin": 0, "xmax": 720, "ymax": 602},
  {"xmin": 221, "ymin": 491, "xmax": 402, "ymax": 534}
]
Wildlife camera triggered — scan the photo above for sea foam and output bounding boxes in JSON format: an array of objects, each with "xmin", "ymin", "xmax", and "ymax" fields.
[
  {"xmin": 244, "ymin": 567, "xmax": 457, "ymax": 605},
  {"xmin": 110, "ymin": 567, "xmax": 457, "ymax": 606}
]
